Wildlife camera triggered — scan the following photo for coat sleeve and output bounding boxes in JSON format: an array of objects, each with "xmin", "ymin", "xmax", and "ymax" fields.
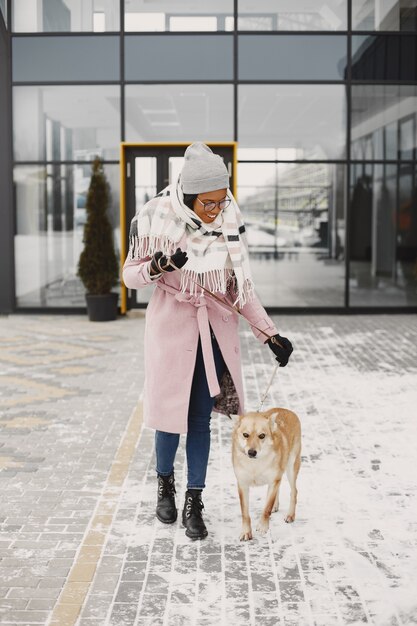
[
  {"xmin": 239, "ymin": 294, "xmax": 278, "ymax": 344},
  {"xmin": 122, "ymin": 255, "xmax": 161, "ymax": 289}
]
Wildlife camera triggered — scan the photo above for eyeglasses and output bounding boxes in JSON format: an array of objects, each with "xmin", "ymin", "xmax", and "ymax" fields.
[{"xmin": 197, "ymin": 196, "xmax": 231, "ymax": 213}]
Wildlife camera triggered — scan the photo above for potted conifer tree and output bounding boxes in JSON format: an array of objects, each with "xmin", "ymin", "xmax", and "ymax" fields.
[{"xmin": 77, "ymin": 158, "xmax": 119, "ymax": 321}]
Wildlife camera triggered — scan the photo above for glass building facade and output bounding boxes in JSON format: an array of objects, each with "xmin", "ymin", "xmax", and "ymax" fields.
[{"xmin": 1, "ymin": 0, "xmax": 417, "ymax": 312}]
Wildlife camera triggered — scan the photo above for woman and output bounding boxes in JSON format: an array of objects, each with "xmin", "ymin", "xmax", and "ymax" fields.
[{"xmin": 122, "ymin": 143, "xmax": 293, "ymax": 540}]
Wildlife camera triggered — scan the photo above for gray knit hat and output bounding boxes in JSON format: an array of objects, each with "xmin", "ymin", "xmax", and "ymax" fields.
[{"xmin": 181, "ymin": 142, "xmax": 229, "ymax": 194}]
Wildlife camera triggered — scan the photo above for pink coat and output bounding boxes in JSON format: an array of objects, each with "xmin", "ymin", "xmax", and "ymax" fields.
[{"xmin": 122, "ymin": 236, "xmax": 278, "ymax": 434}]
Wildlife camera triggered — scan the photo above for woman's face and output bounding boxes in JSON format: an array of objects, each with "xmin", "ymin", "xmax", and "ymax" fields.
[{"xmin": 192, "ymin": 188, "xmax": 228, "ymax": 224}]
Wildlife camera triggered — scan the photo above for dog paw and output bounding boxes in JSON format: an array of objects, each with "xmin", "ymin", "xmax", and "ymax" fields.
[
  {"xmin": 284, "ymin": 513, "xmax": 295, "ymax": 523},
  {"xmin": 272, "ymin": 503, "xmax": 279, "ymax": 513},
  {"xmin": 239, "ymin": 529, "xmax": 253, "ymax": 541},
  {"xmin": 256, "ymin": 520, "xmax": 270, "ymax": 535}
]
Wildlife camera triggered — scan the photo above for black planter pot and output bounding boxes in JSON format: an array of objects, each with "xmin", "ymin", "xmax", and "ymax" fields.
[{"xmin": 85, "ymin": 293, "xmax": 118, "ymax": 322}]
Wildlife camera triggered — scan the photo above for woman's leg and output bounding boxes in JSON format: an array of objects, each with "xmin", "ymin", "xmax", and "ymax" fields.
[
  {"xmin": 186, "ymin": 332, "xmax": 226, "ymax": 489},
  {"xmin": 155, "ymin": 430, "xmax": 180, "ymax": 476},
  {"xmin": 154, "ymin": 430, "xmax": 180, "ymax": 524}
]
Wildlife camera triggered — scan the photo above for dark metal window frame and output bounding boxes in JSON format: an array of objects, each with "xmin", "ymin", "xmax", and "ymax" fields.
[{"xmin": 8, "ymin": 0, "xmax": 417, "ymax": 313}]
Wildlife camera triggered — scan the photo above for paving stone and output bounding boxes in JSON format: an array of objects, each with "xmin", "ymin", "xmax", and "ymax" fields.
[
  {"xmin": 114, "ymin": 581, "xmax": 141, "ymax": 603},
  {"xmin": 0, "ymin": 610, "xmax": 50, "ymax": 623},
  {"xmin": 80, "ymin": 593, "xmax": 112, "ymax": 620},
  {"xmin": 121, "ymin": 562, "xmax": 147, "ymax": 582},
  {"xmin": 0, "ymin": 598, "xmax": 28, "ymax": 610},
  {"xmin": 26, "ymin": 597, "xmax": 56, "ymax": 610},
  {"xmin": 37, "ymin": 577, "xmax": 66, "ymax": 589},
  {"xmin": 280, "ymin": 580, "xmax": 305, "ymax": 602},
  {"xmin": 109, "ymin": 602, "xmax": 138, "ymax": 625}
]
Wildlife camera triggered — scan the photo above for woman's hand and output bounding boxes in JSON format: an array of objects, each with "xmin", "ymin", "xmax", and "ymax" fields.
[
  {"xmin": 150, "ymin": 248, "xmax": 188, "ymax": 275},
  {"xmin": 266, "ymin": 333, "xmax": 293, "ymax": 367}
]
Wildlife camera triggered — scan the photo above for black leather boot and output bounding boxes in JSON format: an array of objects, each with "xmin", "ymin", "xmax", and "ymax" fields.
[
  {"xmin": 156, "ymin": 473, "xmax": 177, "ymax": 524},
  {"xmin": 182, "ymin": 490, "xmax": 208, "ymax": 540}
]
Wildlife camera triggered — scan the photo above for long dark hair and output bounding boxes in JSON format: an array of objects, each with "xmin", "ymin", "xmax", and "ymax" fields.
[{"xmin": 183, "ymin": 193, "xmax": 198, "ymax": 211}]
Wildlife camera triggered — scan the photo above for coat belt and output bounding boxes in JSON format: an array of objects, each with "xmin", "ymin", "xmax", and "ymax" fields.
[{"xmin": 156, "ymin": 282, "xmax": 221, "ymax": 397}]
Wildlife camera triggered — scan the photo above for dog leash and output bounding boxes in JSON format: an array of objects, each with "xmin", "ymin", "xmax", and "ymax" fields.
[
  {"xmin": 165, "ymin": 259, "xmax": 283, "ymax": 349},
  {"xmin": 257, "ymin": 362, "xmax": 279, "ymax": 412}
]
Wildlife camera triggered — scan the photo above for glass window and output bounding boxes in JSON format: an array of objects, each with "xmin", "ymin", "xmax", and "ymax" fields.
[
  {"xmin": 351, "ymin": 85, "xmax": 417, "ymax": 160},
  {"xmin": 239, "ymin": 35, "xmax": 347, "ymax": 80},
  {"xmin": 13, "ymin": 0, "xmax": 120, "ymax": 32},
  {"xmin": 125, "ymin": 85, "xmax": 233, "ymax": 142},
  {"xmin": 349, "ymin": 163, "xmax": 417, "ymax": 306},
  {"xmin": 125, "ymin": 35, "xmax": 233, "ymax": 81},
  {"xmin": 14, "ymin": 163, "xmax": 120, "ymax": 308},
  {"xmin": 352, "ymin": 0, "xmax": 417, "ymax": 31},
  {"xmin": 238, "ymin": 85, "xmax": 346, "ymax": 160},
  {"xmin": 124, "ymin": 0, "xmax": 233, "ymax": 32},
  {"xmin": 12, "ymin": 36, "xmax": 119, "ymax": 82},
  {"xmin": 238, "ymin": 162, "xmax": 346, "ymax": 307},
  {"xmin": 352, "ymin": 35, "xmax": 417, "ymax": 81},
  {"xmin": 13, "ymin": 85, "xmax": 121, "ymax": 162},
  {"xmin": 237, "ymin": 0, "xmax": 347, "ymax": 30}
]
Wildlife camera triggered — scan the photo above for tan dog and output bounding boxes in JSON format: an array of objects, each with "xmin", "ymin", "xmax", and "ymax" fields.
[{"xmin": 232, "ymin": 408, "xmax": 301, "ymax": 541}]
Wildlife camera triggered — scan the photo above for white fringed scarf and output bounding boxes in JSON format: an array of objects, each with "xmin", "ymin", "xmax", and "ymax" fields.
[{"xmin": 128, "ymin": 177, "xmax": 255, "ymax": 307}]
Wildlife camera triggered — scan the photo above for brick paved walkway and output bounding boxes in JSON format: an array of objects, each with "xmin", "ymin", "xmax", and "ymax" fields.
[{"xmin": 0, "ymin": 313, "xmax": 416, "ymax": 626}]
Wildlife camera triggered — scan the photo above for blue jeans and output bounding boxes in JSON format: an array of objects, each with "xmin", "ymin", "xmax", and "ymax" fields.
[{"xmin": 155, "ymin": 332, "xmax": 226, "ymax": 489}]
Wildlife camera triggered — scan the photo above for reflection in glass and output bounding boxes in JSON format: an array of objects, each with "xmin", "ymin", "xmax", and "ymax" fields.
[
  {"xmin": 13, "ymin": 86, "xmax": 121, "ymax": 162},
  {"xmin": 349, "ymin": 163, "xmax": 417, "ymax": 305},
  {"xmin": 238, "ymin": 163, "xmax": 345, "ymax": 306},
  {"xmin": 125, "ymin": 0, "xmax": 233, "ymax": 31},
  {"xmin": 237, "ymin": 0, "xmax": 347, "ymax": 30},
  {"xmin": 386, "ymin": 123, "xmax": 398, "ymax": 160},
  {"xmin": 14, "ymin": 164, "xmax": 120, "ymax": 307},
  {"xmin": 133, "ymin": 157, "xmax": 157, "ymax": 306},
  {"xmin": 351, "ymin": 85, "xmax": 417, "ymax": 160},
  {"xmin": 125, "ymin": 85, "xmax": 233, "ymax": 143},
  {"xmin": 400, "ymin": 116, "xmax": 416, "ymax": 160},
  {"xmin": 238, "ymin": 148, "xmax": 298, "ymax": 160},
  {"xmin": 169, "ymin": 157, "xmax": 185, "ymax": 186},
  {"xmin": 239, "ymin": 35, "xmax": 347, "ymax": 80},
  {"xmin": 352, "ymin": 0, "xmax": 417, "ymax": 31},
  {"xmin": 351, "ymin": 35, "xmax": 417, "ymax": 80},
  {"xmin": 134, "ymin": 157, "xmax": 157, "ymax": 214},
  {"xmin": 0, "ymin": 0, "xmax": 6, "ymax": 26},
  {"xmin": 238, "ymin": 85, "xmax": 346, "ymax": 160},
  {"xmin": 13, "ymin": 0, "xmax": 120, "ymax": 32}
]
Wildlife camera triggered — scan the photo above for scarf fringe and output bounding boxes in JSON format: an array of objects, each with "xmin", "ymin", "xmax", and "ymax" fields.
[
  {"xmin": 179, "ymin": 270, "xmax": 255, "ymax": 309},
  {"xmin": 179, "ymin": 268, "xmax": 233, "ymax": 298},
  {"xmin": 233, "ymin": 277, "xmax": 256, "ymax": 308},
  {"xmin": 129, "ymin": 234, "xmax": 176, "ymax": 260}
]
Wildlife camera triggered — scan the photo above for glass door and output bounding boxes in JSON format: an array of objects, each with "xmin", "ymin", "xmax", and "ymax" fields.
[{"xmin": 122, "ymin": 144, "xmax": 235, "ymax": 309}]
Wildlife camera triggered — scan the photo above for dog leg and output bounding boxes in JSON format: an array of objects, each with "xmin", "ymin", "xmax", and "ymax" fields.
[
  {"xmin": 256, "ymin": 479, "xmax": 281, "ymax": 535},
  {"xmin": 238, "ymin": 484, "xmax": 252, "ymax": 541},
  {"xmin": 285, "ymin": 449, "xmax": 301, "ymax": 523},
  {"xmin": 272, "ymin": 481, "xmax": 281, "ymax": 513}
]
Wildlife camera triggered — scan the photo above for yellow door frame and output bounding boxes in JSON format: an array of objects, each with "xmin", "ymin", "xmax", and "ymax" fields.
[{"xmin": 119, "ymin": 141, "xmax": 238, "ymax": 314}]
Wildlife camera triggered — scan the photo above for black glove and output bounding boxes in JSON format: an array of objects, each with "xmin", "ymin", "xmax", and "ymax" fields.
[
  {"xmin": 266, "ymin": 333, "xmax": 293, "ymax": 367},
  {"xmin": 150, "ymin": 248, "xmax": 188, "ymax": 275}
]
